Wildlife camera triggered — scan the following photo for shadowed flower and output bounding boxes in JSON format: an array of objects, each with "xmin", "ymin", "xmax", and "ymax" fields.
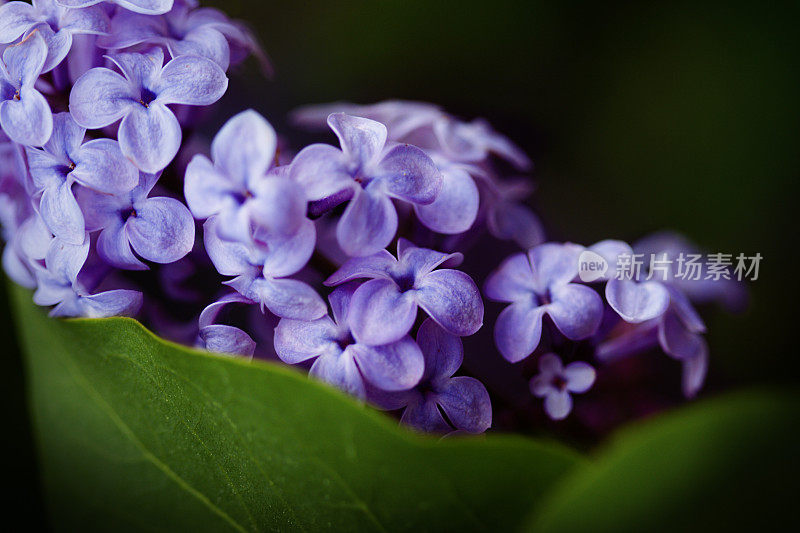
[
  {"xmin": 69, "ymin": 47, "xmax": 228, "ymax": 172},
  {"xmin": 530, "ymin": 353, "xmax": 595, "ymax": 420},
  {"xmin": 370, "ymin": 318, "xmax": 492, "ymax": 433},
  {"xmin": 274, "ymin": 282, "xmax": 425, "ymax": 398},
  {"xmin": 325, "ymin": 239, "xmax": 484, "ymax": 346}
]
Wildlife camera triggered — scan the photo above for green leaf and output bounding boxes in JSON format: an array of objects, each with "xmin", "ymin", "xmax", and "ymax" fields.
[
  {"xmin": 526, "ymin": 388, "xmax": 799, "ymax": 532},
  {"xmin": 9, "ymin": 283, "xmax": 583, "ymax": 532}
]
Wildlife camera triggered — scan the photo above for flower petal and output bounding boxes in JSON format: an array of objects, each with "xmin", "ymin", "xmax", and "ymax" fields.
[
  {"xmin": 261, "ymin": 218, "xmax": 316, "ymax": 278},
  {"xmin": 288, "ymin": 143, "xmax": 353, "ymax": 201},
  {"xmin": 348, "ymin": 278, "xmax": 417, "ymax": 346},
  {"xmin": 169, "ymin": 25, "xmax": 230, "ymax": 71},
  {"xmin": 252, "ymin": 277, "xmax": 327, "ymax": 320},
  {"xmin": 486, "ymin": 201, "xmax": 545, "ymax": 249},
  {"xmin": 0, "ymin": 86, "xmax": 53, "ymax": 146},
  {"xmin": 350, "ymin": 336, "xmax": 424, "ymax": 391},
  {"xmin": 437, "ymin": 376, "xmax": 492, "ymax": 433},
  {"xmin": 155, "ymin": 54, "xmax": 228, "ymax": 106},
  {"xmin": 400, "ymin": 398, "xmax": 450, "ymax": 433},
  {"xmin": 606, "ymin": 278, "xmax": 670, "ymax": 324},
  {"xmin": 97, "ymin": 220, "xmax": 146, "ymax": 270},
  {"xmin": 126, "ymin": 197, "xmax": 194, "ymax": 264},
  {"xmin": 69, "ymin": 67, "xmax": 135, "ymax": 129},
  {"xmin": 415, "ymin": 269, "xmax": 484, "ymax": 337},
  {"xmin": 336, "ymin": 185, "xmax": 397, "ymax": 257},
  {"xmin": 309, "ymin": 348, "xmax": 365, "ymax": 399},
  {"xmin": 274, "ymin": 316, "xmax": 339, "ymax": 364},
  {"xmin": 682, "ymin": 346, "xmax": 708, "ymax": 398},
  {"xmin": 658, "ymin": 309, "xmax": 707, "ymax": 361},
  {"xmin": 183, "ymin": 155, "xmax": 237, "ymax": 219},
  {"xmin": 200, "ymin": 325, "xmax": 256, "ymax": 357},
  {"xmin": 375, "ymin": 143, "xmax": 442, "ymax": 205},
  {"xmin": 327, "ymin": 113, "xmax": 387, "ymax": 167},
  {"xmin": 2, "ymin": 29, "xmax": 47, "ymax": 85},
  {"xmin": 71, "ymin": 139, "xmax": 139, "ymax": 194},
  {"xmin": 543, "ymin": 390, "xmax": 572, "ymax": 420},
  {"xmin": 547, "ymin": 283, "xmax": 603, "ymax": 340},
  {"xmin": 79, "ymin": 289, "xmax": 142, "ymax": 318},
  {"xmin": 528, "ymin": 242, "xmax": 583, "ymax": 293},
  {"xmin": 0, "ymin": 2, "xmax": 38, "ymax": 44},
  {"xmin": 563, "ymin": 361, "xmax": 596, "ymax": 393},
  {"xmin": 118, "ymin": 103, "xmax": 181, "ymax": 173},
  {"xmin": 210, "ymin": 109, "xmax": 275, "ymax": 188},
  {"xmin": 416, "ymin": 318, "xmax": 463, "ymax": 382},
  {"xmin": 414, "ymin": 165, "xmax": 478, "ymax": 234},
  {"xmin": 39, "ymin": 181, "xmax": 85, "ymax": 244},
  {"xmin": 202, "ymin": 216, "xmax": 253, "ymax": 276},
  {"xmin": 494, "ymin": 301, "xmax": 545, "ymax": 363},
  {"xmin": 324, "ymin": 250, "xmax": 396, "ymax": 286},
  {"xmin": 484, "ymin": 252, "xmax": 535, "ymax": 303}
]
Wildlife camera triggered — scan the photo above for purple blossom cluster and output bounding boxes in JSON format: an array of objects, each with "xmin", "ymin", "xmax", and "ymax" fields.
[{"xmin": 0, "ymin": 1, "xmax": 744, "ymax": 434}]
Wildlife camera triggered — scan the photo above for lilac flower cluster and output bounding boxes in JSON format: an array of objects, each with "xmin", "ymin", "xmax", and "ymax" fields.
[{"xmin": 0, "ymin": 2, "xmax": 743, "ymax": 434}]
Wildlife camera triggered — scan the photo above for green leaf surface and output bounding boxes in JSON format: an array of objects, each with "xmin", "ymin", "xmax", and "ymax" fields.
[
  {"xmin": 527, "ymin": 388, "xmax": 799, "ymax": 532},
  {"xmin": 9, "ymin": 284, "xmax": 583, "ymax": 532}
]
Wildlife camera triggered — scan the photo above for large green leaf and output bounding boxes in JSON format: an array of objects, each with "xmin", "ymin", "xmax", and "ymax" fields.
[
  {"xmin": 527, "ymin": 388, "xmax": 799, "ymax": 532},
  {"xmin": 9, "ymin": 284, "xmax": 583, "ymax": 532}
]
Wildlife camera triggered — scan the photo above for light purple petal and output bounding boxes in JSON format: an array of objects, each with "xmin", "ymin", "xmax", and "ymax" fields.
[
  {"xmin": 375, "ymin": 144, "xmax": 441, "ymax": 205},
  {"xmin": 336, "ymin": 185, "xmax": 397, "ymax": 257},
  {"xmin": 0, "ymin": 2, "xmax": 38, "ymax": 44},
  {"xmin": 414, "ymin": 165, "xmax": 478, "ymax": 234},
  {"xmin": 350, "ymin": 336, "xmax": 424, "ymax": 391},
  {"xmin": 437, "ymin": 376, "xmax": 492, "ymax": 433},
  {"xmin": 183, "ymin": 155, "xmax": 237, "ymax": 219},
  {"xmin": 97, "ymin": 220, "xmax": 146, "ymax": 270},
  {"xmin": 96, "ymin": 9, "xmax": 162, "ymax": 49},
  {"xmin": 327, "ymin": 113, "xmax": 387, "ymax": 167},
  {"xmin": 0, "ymin": 86, "xmax": 53, "ymax": 146},
  {"xmin": 309, "ymin": 348, "xmax": 365, "ymax": 399},
  {"xmin": 60, "ymin": 4, "xmax": 110, "ymax": 35},
  {"xmin": 682, "ymin": 346, "xmax": 708, "ymax": 398},
  {"xmin": 400, "ymin": 398, "xmax": 450, "ymax": 433},
  {"xmin": 200, "ymin": 325, "xmax": 255, "ymax": 357},
  {"xmin": 487, "ymin": 201, "xmax": 545, "ymax": 249},
  {"xmin": 288, "ymin": 143, "xmax": 353, "ymax": 201},
  {"xmin": 399, "ymin": 244, "xmax": 463, "ymax": 278},
  {"xmin": 328, "ymin": 282, "xmax": 358, "ymax": 328},
  {"xmin": 415, "ymin": 269, "xmax": 483, "ymax": 337},
  {"xmin": 274, "ymin": 316, "xmax": 339, "ymax": 364},
  {"xmin": 2, "ymin": 29, "xmax": 47, "ymax": 85},
  {"xmin": 494, "ymin": 301, "xmax": 545, "ymax": 363},
  {"xmin": 261, "ymin": 218, "xmax": 316, "ymax": 278},
  {"xmin": 658, "ymin": 309, "xmax": 707, "ymax": 361},
  {"xmin": 547, "ymin": 283, "xmax": 603, "ymax": 340},
  {"xmin": 79, "ymin": 289, "xmax": 142, "ymax": 318},
  {"xmin": 588, "ymin": 239, "xmax": 633, "ymax": 277},
  {"xmin": 58, "ymin": 0, "xmax": 173, "ymax": 16},
  {"xmin": 248, "ymin": 176, "xmax": 306, "ymax": 238},
  {"xmin": 118, "ymin": 103, "xmax": 181, "ymax": 173},
  {"xmin": 563, "ymin": 361, "xmax": 596, "ymax": 393},
  {"xmin": 666, "ymin": 286, "xmax": 706, "ymax": 334},
  {"xmin": 39, "ymin": 181, "xmax": 84, "ymax": 244},
  {"xmin": 253, "ymin": 277, "xmax": 326, "ymax": 321},
  {"xmin": 538, "ymin": 352, "xmax": 564, "ymax": 375},
  {"xmin": 71, "ymin": 139, "xmax": 139, "ymax": 193},
  {"xmin": 348, "ymin": 278, "xmax": 417, "ymax": 346},
  {"xmin": 210, "ymin": 109, "xmax": 275, "ymax": 188},
  {"xmin": 484, "ymin": 252, "xmax": 535, "ymax": 303},
  {"xmin": 169, "ymin": 25, "xmax": 230, "ymax": 70},
  {"xmin": 198, "ymin": 292, "xmax": 253, "ymax": 329},
  {"xmin": 606, "ymin": 278, "xmax": 670, "ymax": 324},
  {"xmin": 416, "ymin": 317, "xmax": 463, "ymax": 382},
  {"xmin": 324, "ymin": 250, "xmax": 396, "ymax": 286},
  {"xmin": 69, "ymin": 67, "xmax": 135, "ymax": 129},
  {"xmin": 596, "ymin": 321, "xmax": 660, "ymax": 363},
  {"xmin": 126, "ymin": 197, "xmax": 194, "ymax": 264},
  {"xmin": 202, "ymin": 216, "xmax": 253, "ymax": 276},
  {"xmin": 528, "ymin": 242, "xmax": 583, "ymax": 293},
  {"xmin": 155, "ymin": 54, "xmax": 227, "ymax": 106},
  {"xmin": 45, "ymin": 235, "xmax": 89, "ymax": 283},
  {"xmin": 45, "ymin": 111, "xmax": 84, "ymax": 162},
  {"xmin": 530, "ymin": 375, "xmax": 556, "ymax": 398},
  {"xmin": 543, "ymin": 390, "xmax": 572, "ymax": 420}
]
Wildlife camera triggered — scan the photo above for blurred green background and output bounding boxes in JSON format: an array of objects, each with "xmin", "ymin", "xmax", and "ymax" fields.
[{"xmin": 4, "ymin": 0, "xmax": 798, "ymax": 525}]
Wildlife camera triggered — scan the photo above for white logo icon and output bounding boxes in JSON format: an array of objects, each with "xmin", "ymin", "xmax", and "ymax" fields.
[{"xmin": 578, "ymin": 250, "xmax": 608, "ymax": 282}]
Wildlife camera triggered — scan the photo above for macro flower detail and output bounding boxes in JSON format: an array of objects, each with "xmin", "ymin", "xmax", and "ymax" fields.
[
  {"xmin": 275, "ymin": 282, "xmax": 425, "ymax": 398},
  {"xmin": 32, "ymin": 235, "xmax": 142, "ymax": 318},
  {"xmin": 57, "ymin": 0, "xmax": 174, "ymax": 16},
  {"xmin": 26, "ymin": 112, "xmax": 139, "ymax": 245},
  {"xmin": 530, "ymin": 353, "xmax": 595, "ymax": 420},
  {"xmin": 485, "ymin": 242, "xmax": 603, "ymax": 363},
  {"xmin": 197, "ymin": 292, "xmax": 256, "ymax": 357},
  {"xmin": 290, "ymin": 113, "xmax": 443, "ymax": 257},
  {"xmin": 370, "ymin": 318, "xmax": 492, "ymax": 433},
  {"xmin": 0, "ymin": 0, "xmax": 109, "ymax": 73},
  {"xmin": 325, "ymin": 239, "xmax": 484, "ymax": 346},
  {"xmin": 76, "ymin": 171, "xmax": 194, "ymax": 270},
  {"xmin": 0, "ymin": 29, "xmax": 52, "ymax": 146},
  {"xmin": 69, "ymin": 47, "xmax": 228, "ymax": 172}
]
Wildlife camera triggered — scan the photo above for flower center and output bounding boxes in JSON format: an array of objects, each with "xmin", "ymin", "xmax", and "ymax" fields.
[
  {"xmin": 551, "ymin": 375, "xmax": 567, "ymax": 391},
  {"xmin": 335, "ymin": 332, "xmax": 355, "ymax": 351},
  {"xmin": 139, "ymin": 88, "xmax": 157, "ymax": 107},
  {"xmin": 394, "ymin": 273, "xmax": 416, "ymax": 292}
]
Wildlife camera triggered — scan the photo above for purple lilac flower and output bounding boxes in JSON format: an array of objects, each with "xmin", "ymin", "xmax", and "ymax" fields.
[
  {"xmin": 69, "ymin": 47, "xmax": 228, "ymax": 172},
  {"xmin": 482, "ymin": 177, "xmax": 545, "ymax": 249},
  {"xmin": 289, "ymin": 113, "xmax": 442, "ymax": 257},
  {"xmin": 203, "ymin": 215, "xmax": 324, "ymax": 320},
  {"xmin": 184, "ymin": 109, "xmax": 307, "ymax": 244},
  {"xmin": 369, "ymin": 318, "xmax": 492, "ymax": 433},
  {"xmin": 485, "ymin": 242, "xmax": 604, "ymax": 363},
  {"xmin": 76, "ymin": 171, "xmax": 194, "ymax": 269},
  {"xmin": 26, "ymin": 112, "xmax": 138, "ymax": 245},
  {"xmin": 530, "ymin": 353, "xmax": 595, "ymax": 420},
  {"xmin": 433, "ymin": 116, "xmax": 531, "ymax": 171},
  {"xmin": 0, "ymin": 29, "xmax": 52, "ymax": 146},
  {"xmin": 0, "ymin": 0, "xmax": 109, "ymax": 73},
  {"xmin": 32, "ymin": 235, "xmax": 142, "ymax": 317},
  {"xmin": 197, "ymin": 292, "xmax": 256, "ymax": 357},
  {"xmin": 98, "ymin": 1, "xmax": 252, "ymax": 71},
  {"xmin": 325, "ymin": 239, "xmax": 484, "ymax": 346},
  {"xmin": 57, "ymin": 0, "xmax": 173, "ymax": 16},
  {"xmin": 274, "ymin": 282, "xmax": 425, "ymax": 398}
]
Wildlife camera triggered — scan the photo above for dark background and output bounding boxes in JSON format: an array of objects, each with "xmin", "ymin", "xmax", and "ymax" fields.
[{"xmin": 4, "ymin": 0, "xmax": 798, "ymax": 526}]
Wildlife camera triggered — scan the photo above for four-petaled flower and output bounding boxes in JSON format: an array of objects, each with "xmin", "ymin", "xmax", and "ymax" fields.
[
  {"xmin": 289, "ymin": 113, "xmax": 442, "ymax": 257},
  {"xmin": 325, "ymin": 239, "xmax": 484, "ymax": 346},
  {"xmin": 0, "ymin": 30, "xmax": 52, "ymax": 146},
  {"xmin": 76, "ymin": 171, "xmax": 195, "ymax": 270},
  {"xmin": 370, "ymin": 318, "xmax": 492, "ymax": 433},
  {"xmin": 26, "ymin": 112, "xmax": 139, "ymax": 244},
  {"xmin": 70, "ymin": 47, "xmax": 228, "ymax": 172},
  {"xmin": 0, "ymin": 0, "xmax": 109, "ymax": 73},
  {"xmin": 274, "ymin": 282, "xmax": 425, "ymax": 399},
  {"xmin": 530, "ymin": 353, "xmax": 595, "ymax": 420},
  {"xmin": 485, "ymin": 242, "xmax": 603, "ymax": 362}
]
